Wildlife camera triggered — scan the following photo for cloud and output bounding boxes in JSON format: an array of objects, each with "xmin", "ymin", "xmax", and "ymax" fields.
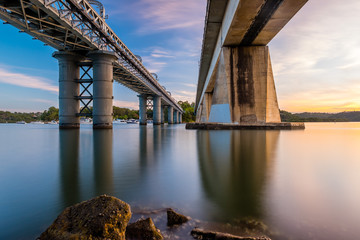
[
  {"xmin": 269, "ymin": 0, "xmax": 360, "ymax": 112},
  {"xmin": 0, "ymin": 68, "xmax": 58, "ymax": 93},
  {"xmin": 128, "ymin": 0, "xmax": 206, "ymax": 34},
  {"xmin": 171, "ymin": 90, "xmax": 196, "ymax": 103},
  {"xmin": 113, "ymin": 100, "xmax": 138, "ymax": 110}
]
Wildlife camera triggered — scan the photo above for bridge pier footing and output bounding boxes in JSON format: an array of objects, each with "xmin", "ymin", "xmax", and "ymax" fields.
[
  {"xmin": 88, "ymin": 51, "xmax": 117, "ymax": 129},
  {"xmin": 53, "ymin": 51, "xmax": 84, "ymax": 129},
  {"xmin": 153, "ymin": 95, "xmax": 161, "ymax": 125},
  {"xmin": 139, "ymin": 95, "xmax": 147, "ymax": 125}
]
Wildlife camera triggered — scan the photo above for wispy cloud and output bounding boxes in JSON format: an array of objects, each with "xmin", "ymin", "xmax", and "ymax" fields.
[
  {"xmin": 0, "ymin": 68, "xmax": 58, "ymax": 93},
  {"xmin": 128, "ymin": 0, "xmax": 205, "ymax": 34},
  {"xmin": 113, "ymin": 100, "xmax": 138, "ymax": 110},
  {"xmin": 270, "ymin": 0, "xmax": 360, "ymax": 112}
]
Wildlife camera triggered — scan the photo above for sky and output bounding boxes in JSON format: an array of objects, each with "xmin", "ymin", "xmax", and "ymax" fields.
[{"xmin": 0, "ymin": 0, "xmax": 359, "ymax": 113}]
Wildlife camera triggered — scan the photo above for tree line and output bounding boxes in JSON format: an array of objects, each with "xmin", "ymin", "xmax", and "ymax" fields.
[{"xmin": 0, "ymin": 101, "xmax": 197, "ymax": 123}]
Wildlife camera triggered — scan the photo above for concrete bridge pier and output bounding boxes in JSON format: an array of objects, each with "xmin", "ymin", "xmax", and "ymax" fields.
[
  {"xmin": 168, "ymin": 106, "xmax": 174, "ymax": 124},
  {"xmin": 53, "ymin": 51, "xmax": 84, "ymax": 129},
  {"xmin": 88, "ymin": 51, "xmax": 117, "ymax": 129},
  {"xmin": 179, "ymin": 114, "xmax": 182, "ymax": 124},
  {"xmin": 174, "ymin": 110, "xmax": 178, "ymax": 124},
  {"xmin": 153, "ymin": 95, "xmax": 161, "ymax": 125},
  {"xmin": 199, "ymin": 46, "xmax": 281, "ymax": 124},
  {"xmin": 139, "ymin": 94, "xmax": 147, "ymax": 125},
  {"xmin": 161, "ymin": 105, "xmax": 165, "ymax": 124}
]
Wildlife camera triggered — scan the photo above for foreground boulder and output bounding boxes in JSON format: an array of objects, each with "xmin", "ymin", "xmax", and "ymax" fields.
[
  {"xmin": 167, "ymin": 208, "xmax": 189, "ymax": 226},
  {"xmin": 191, "ymin": 228, "xmax": 271, "ymax": 240},
  {"xmin": 126, "ymin": 217, "xmax": 163, "ymax": 240},
  {"xmin": 38, "ymin": 195, "xmax": 131, "ymax": 240}
]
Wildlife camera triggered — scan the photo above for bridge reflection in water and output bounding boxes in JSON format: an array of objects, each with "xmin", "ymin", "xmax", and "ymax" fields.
[{"xmin": 197, "ymin": 130, "xmax": 279, "ymax": 222}]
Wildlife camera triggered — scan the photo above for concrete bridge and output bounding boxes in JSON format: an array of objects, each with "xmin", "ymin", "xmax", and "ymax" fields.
[
  {"xmin": 0, "ymin": 0, "xmax": 183, "ymax": 128},
  {"xmin": 195, "ymin": 0, "xmax": 307, "ymax": 126}
]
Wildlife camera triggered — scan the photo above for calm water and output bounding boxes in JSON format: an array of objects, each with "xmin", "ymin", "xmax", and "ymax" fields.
[{"xmin": 1, "ymin": 123, "xmax": 360, "ymax": 239}]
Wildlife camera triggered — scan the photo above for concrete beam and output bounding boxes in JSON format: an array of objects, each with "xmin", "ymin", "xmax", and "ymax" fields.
[{"xmin": 196, "ymin": 0, "xmax": 308, "ymax": 111}]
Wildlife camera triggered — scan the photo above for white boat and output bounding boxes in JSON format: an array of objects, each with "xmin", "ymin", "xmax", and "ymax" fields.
[
  {"xmin": 16, "ymin": 121, "xmax": 26, "ymax": 124},
  {"xmin": 30, "ymin": 121, "xmax": 44, "ymax": 124},
  {"xmin": 80, "ymin": 118, "xmax": 92, "ymax": 124},
  {"xmin": 127, "ymin": 119, "xmax": 139, "ymax": 124},
  {"xmin": 113, "ymin": 119, "xmax": 127, "ymax": 124},
  {"xmin": 48, "ymin": 120, "xmax": 58, "ymax": 124}
]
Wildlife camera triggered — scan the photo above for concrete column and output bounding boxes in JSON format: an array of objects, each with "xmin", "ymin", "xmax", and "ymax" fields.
[
  {"xmin": 173, "ymin": 110, "xmax": 178, "ymax": 124},
  {"xmin": 168, "ymin": 106, "xmax": 174, "ymax": 124},
  {"xmin": 88, "ymin": 50, "xmax": 117, "ymax": 129},
  {"xmin": 53, "ymin": 51, "xmax": 84, "ymax": 129},
  {"xmin": 153, "ymin": 95, "xmax": 161, "ymax": 125},
  {"xmin": 139, "ymin": 95, "xmax": 147, "ymax": 125},
  {"xmin": 160, "ymin": 105, "xmax": 165, "ymax": 124},
  {"xmin": 179, "ymin": 114, "xmax": 182, "ymax": 123}
]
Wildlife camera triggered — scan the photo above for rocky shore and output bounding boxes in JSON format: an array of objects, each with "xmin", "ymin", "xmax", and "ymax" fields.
[{"xmin": 38, "ymin": 195, "xmax": 274, "ymax": 240}]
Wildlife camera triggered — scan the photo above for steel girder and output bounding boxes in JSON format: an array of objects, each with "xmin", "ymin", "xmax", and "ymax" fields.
[{"xmin": 0, "ymin": 0, "xmax": 183, "ymax": 112}]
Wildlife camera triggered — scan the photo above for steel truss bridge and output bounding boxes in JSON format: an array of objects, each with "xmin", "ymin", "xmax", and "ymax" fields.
[{"xmin": 0, "ymin": 0, "xmax": 183, "ymax": 112}]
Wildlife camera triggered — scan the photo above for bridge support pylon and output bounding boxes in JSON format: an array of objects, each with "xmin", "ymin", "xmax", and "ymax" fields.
[
  {"xmin": 168, "ymin": 106, "xmax": 174, "ymax": 124},
  {"xmin": 88, "ymin": 51, "xmax": 117, "ymax": 129},
  {"xmin": 198, "ymin": 46, "xmax": 280, "ymax": 124},
  {"xmin": 161, "ymin": 105, "xmax": 165, "ymax": 124},
  {"xmin": 174, "ymin": 110, "xmax": 178, "ymax": 124},
  {"xmin": 153, "ymin": 95, "xmax": 162, "ymax": 125},
  {"xmin": 139, "ymin": 95, "xmax": 147, "ymax": 125},
  {"xmin": 53, "ymin": 51, "xmax": 84, "ymax": 129}
]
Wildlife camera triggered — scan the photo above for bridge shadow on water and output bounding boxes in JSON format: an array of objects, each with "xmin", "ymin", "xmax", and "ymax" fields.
[{"xmin": 196, "ymin": 130, "xmax": 280, "ymax": 222}]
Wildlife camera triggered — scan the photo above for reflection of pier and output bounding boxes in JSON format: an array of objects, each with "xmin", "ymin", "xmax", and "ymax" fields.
[
  {"xmin": 197, "ymin": 130, "xmax": 279, "ymax": 221},
  {"xmin": 59, "ymin": 129, "xmax": 80, "ymax": 207},
  {"xmin": 93, "ymin": 129, "xmax": 114, "ymax": 195}
]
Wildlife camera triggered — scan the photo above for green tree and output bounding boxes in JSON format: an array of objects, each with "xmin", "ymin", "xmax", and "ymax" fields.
[
  {"xmin": 178, "ymin": 101, "xmax": 196, "ymax": 123},
  {"xmin": 40, "ymin": 106, "xmax": 59, "ymax": 121}
]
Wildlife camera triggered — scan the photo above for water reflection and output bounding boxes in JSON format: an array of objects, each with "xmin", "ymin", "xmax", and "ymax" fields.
[
  {"xmin": 197, "ymin": 130, "xmax": 279, "ymax": 221},
  {"xmin": 59, "ymin": 129, "xmax": 80, "ymax": 207},
  {"xmin": 93, "ymin": 129, "xmax": 114, "ymax": 195}
]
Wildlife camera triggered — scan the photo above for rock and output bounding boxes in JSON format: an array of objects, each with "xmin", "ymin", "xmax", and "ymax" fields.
[
  {"xmin": 167, "ymin": 208, "xmax": 189, "ymax": 226},
  {"xmin": 191, "ymin": 228, "xmax": 271, "ymax": 240},
  {"xmin": 38, "ymin": 195, "xmax": 131, "ymax": 240},
  {"xmin": 126, "ymin": 217, "xmax": 163, "ymax": 240}
]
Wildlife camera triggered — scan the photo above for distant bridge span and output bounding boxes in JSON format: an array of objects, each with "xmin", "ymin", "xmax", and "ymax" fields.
[
  {"xmin": 0, "ymin": 0, "xmax": 183, "ymax": 128},
  {"xmin": 195, "ymin": 0, "xmax": 307, "ymax": 125}
]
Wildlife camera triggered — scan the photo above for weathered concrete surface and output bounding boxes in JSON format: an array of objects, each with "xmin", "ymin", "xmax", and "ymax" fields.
[
  {"xmin": 139, "ymin": 94, "xmax": 147, "ymax": 125},
  {"xmin": 198, "ymin": 46, "xmax": 281, "ymax": 124},
  {"xmin": 38, "ymin": 195, "xmax": 131, "ymax": 240},
  {"xmin": 168, "ymin": 106, "xmax": 174, "ymax": 124},
  {"xmin": 186, "ymin": 122, "xmax": 305, "ymax": 130},
  {"xmin": 167, "ymin": 208, "xmax": 189, "ymax": 226},
  {"xmin": 53, "ymin": 51, "xmax": 84, "ymax": 129},
  {"xmin": 88, "ymin": 50, "xmax": 117, "ymax": 129},
  {"xmin": 153, "ymin": 95, "xmax": 162, "ymax": 125},
  {"xmin": 191, "ymin": 228, "xmax": 271, "ymax": 240},
  {"xmin": 126, "ymin": 218, "xmax": 163, "ymax": 240}
]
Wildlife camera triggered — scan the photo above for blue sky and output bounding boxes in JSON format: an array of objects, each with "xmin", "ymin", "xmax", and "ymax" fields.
[{"xmin": 0, "ymin": 0, "xmax": 360, "ymax": 113}]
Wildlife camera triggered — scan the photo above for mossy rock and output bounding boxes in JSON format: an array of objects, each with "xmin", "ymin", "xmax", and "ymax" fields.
[
  {"xmin": 38, "ymin": 195, "xmax": 131, "ymax": 240},
  {"xmin": 126, "ymin": 217, "xmax": 163, "ymax": 240},
  {"xmin": 167, "ymin": 208, "xmax": 189, "ymax": 226}
]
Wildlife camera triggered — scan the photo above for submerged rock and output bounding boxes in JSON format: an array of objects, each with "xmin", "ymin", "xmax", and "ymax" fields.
[
  {"xmin": 191, "ymin": 228, "xmax": 271, "ymax": 240},
  {"xmin": 126, "ymin": 217, "xmax": 163, "ymax": 240},
  {"xmin": 167, "ymin": 208, "xmax": 190, "ymax": 226},
  {"xmin": 38, "ymin": 195, "xmax": 131, "ymax": 240}
]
